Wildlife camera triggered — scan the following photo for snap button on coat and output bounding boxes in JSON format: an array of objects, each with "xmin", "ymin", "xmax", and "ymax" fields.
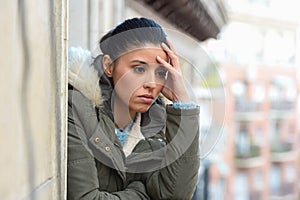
[
  {"xmin": 105, "ymin": 146, "xmax": 110, "ymax": 152},
  {"xmin": 95, "ymin": 137, "xmax": 100, "ymax": 143}
]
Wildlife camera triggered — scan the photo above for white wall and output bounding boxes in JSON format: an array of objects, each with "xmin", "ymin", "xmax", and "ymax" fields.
[
  {"xmin": 69, "ymin": 0, "xmax": 124, "ymax": 51},
  {"xmin": 0, "ymin": 0, "xmax": 67, "ymax": 199}
]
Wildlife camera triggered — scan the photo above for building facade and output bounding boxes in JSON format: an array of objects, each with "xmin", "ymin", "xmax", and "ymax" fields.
[{"xmin": 204, "ymin": 0, "xmax": 300, "ymax": 199}]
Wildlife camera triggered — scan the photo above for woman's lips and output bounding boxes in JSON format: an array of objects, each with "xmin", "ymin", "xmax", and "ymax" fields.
[{"xmin": 138, "ymin": 95, "xmax": 154, "ymax": 104}]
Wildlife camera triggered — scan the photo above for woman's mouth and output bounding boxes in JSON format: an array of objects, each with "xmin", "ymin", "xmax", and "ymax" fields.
[{"xmin": 138, "ymin": 95, "xmax": 154, "ymax": 104}]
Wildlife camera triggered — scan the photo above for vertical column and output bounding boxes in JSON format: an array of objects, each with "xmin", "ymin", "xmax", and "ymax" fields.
[
  {"xmin": 113, "ymin": 0, "xmax": 125, "ymax": 25},
  {"xmin": 102, "ymin": 0, "xmax": 113, "ymax": 33},
  {"xmin": 52, "ymin": 0, "xmax": 68, "ymax": 199},
  {"xmin": 88, "ymin": 0, "xmax": 101, "ymax": 50},
  {"xmin": 69, "ymin": 0, "xmax": 89, "ymax": 48}
]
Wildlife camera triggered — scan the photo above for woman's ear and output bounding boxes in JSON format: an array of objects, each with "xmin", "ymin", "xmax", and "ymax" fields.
[{"xmin": 102, "ymin": 55, "xmax": 113, "ymax": 77}]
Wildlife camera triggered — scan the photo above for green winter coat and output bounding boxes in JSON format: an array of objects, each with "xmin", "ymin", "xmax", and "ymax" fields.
[{"xmin": 67, "ymin": 47, "xmax": 200, "ymax": 200}]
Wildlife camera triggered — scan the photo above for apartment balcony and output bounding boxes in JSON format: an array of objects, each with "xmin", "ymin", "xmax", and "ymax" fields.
[
  {"xmin": 137, "ymin": 0, "xmax": 228, "ymax": 41},
  {"xmin": 270, "ymin": 142, "xmax": 297, "ymax": 163},
  {"xmin": 234, "ymin": 99, "xmax": 265, "ymax": 121},
  {"xmin": 270, "ymin": 100, "xmax": 295, "ymax": 119},
  {"xmin": 270, "ymin": 182, "xmax": 296, "ymax": 199},
  {"xmin": 270, "ymin": 100, "xmax": 294, "ymax": 111},
  {"xmin": 235, "ymin": 99, "xmax": 260, "ymax": 112},
  {"xmin": 235, "ymin": 145, "xmax": 265, "ymax": 168},
  {"xmin": 271, "ymin": 141, "xmax": 293, "ymax": 153}
]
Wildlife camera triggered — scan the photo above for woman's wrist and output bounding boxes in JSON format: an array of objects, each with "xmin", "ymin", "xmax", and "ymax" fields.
[{"xmin": 175, "ymin": 94, "xmax": 190, "ymax": 103}]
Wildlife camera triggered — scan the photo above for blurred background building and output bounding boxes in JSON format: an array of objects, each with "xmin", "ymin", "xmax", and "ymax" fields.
[
  {"xmin": 203, "ymin": 0, "xmax": 300, "ymax": 199},
  {"xmin": 1, "ymin": 0, "xmax": 299, "ymax": 199}
]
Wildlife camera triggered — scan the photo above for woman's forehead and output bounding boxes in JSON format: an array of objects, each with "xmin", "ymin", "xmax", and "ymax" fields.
[{"xmin": 118, "ymin": 45, "xmax": 168, "ymax": 63}]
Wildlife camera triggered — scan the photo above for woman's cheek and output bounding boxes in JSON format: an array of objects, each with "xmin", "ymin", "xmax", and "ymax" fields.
[{"xmin": 114, "ymin": 73, "xmax": 143, "ymax": 100}]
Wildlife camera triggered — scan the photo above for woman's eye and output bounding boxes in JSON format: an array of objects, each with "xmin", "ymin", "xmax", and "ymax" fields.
[
  {"xmin": 133, "ymin": 66, "xmax": 145, "ymax": 73},
  {"xmin": 156, "ymin": 70, "xmax": 168, "ymax": 79}
]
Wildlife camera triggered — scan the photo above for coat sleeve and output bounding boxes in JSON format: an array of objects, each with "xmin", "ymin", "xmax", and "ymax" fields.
[
  {"xmin": 67, "ymin": 97, "xmax": 150, "ymax": 200},
  {"xmin": 145, "ymin": 105, "xmax": 200, "ymax": 200}
]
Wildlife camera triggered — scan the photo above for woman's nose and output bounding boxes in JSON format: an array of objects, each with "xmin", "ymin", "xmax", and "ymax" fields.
[
  {"xmin": 143, "ymin": 81, "xmax": 156, "ymax": 89},
  {"xmin": 143, "ymin": 73, "xmax": 157, "ymax": 89}
]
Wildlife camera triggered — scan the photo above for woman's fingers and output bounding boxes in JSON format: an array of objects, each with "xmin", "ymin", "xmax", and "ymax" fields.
[
  {"xmin": 158, "ymin": 39, "xmax": 190, "ymax": 102},
  {"xmin": 161, "ymin": 42, "xmax": 179, "ymax": 71},
  {"xmin": 166, "ymin": 38, "xmax": 177, "ymax": 55},
  {"xmin": 156, "ymin": 55, "xmax": 176, "ymax": 73}
]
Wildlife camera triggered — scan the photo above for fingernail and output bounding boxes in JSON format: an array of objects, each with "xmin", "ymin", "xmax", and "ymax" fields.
[{"xmin": 161, "ymin": 42, "xmax": 168, "ymax": 48}]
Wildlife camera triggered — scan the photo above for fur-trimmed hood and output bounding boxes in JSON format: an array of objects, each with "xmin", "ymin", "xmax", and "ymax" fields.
[{"xmin": 68, "ymin": 47, "xmax": 101, "ymax": 106}]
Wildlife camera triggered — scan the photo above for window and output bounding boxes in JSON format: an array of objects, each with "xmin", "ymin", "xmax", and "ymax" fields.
[
  {"xmin": 210, "ymin": 178, "xmax": 227, "ymax": 199},
  {"xmin": 236, "ymin": 124, "xmax": 250, "ymax": 157},
  {"xmin": 254, "ymin": 127, "xmax": 263, "ymax": 146},
  {"xmin": 254, "ymin": 170, "xmax": 263, "ymax": 190},
  {"xmin": 234, "ymin": 172, "xmax": 249, "ymax": 200},
  {"xmin": 270, "ymin": 165, "xmax": 281, "ymax": 194},
  {"xmin": 252, "ymin": 83, "xmax": 265, "ymax": 102},
  {"xmin": 285, "ymin": 164, "xmax": 295, "ymax": 183},
  {"xmin": 231, "ymin": 81, "xmax": 246, "ymax": 98},
  {"xmin": 270, "ymin": 120, "xmax": 281, "ymax": 145}
]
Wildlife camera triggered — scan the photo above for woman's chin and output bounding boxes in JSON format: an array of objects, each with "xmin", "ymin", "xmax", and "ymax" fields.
[{"xmin": 133, "ymin": 105, "xmax": 151, "ymax": 114}]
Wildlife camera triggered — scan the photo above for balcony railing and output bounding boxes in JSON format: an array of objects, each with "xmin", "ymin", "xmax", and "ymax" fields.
[
  {"xmin": 235, "ymin": 145, "xmax": 265, "ymax": 168},
  {"xmin": 235, "ymin": 144, "xmax": 260, "ymax": 159},
  {"xmin": 235, "ymin": 99, "xmax": 260, "ymax": 112},
  {"xmin": 271, "ymin": 142, "xmax": 293, "ymax": 153},
  {"xmin": 270, "ymin": 100, "xmax": 294, "ymax": 111},
  {"xmin": 270, "ymin": 142, "xmax": 296, "ymax": 162},
  {"xmin": 271, "ymin": 182, "xmax": 295, "ymax": 197},
  {"xmin": 234, "ymin": 99, "xmax": 265, "ymax": 121}
]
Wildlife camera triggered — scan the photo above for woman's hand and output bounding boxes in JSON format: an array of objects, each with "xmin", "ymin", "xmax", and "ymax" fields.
[{"xmin": 156, "ymin": 38, "xmax": 190, "ymax": 102}]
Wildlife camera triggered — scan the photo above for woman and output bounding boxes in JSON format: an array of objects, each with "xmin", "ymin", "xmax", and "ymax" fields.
[{"xmin": 68, "ymin": 17, "xmax": 200, "ymax": 199}]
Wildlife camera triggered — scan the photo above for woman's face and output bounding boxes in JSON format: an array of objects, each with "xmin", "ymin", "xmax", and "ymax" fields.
[{"xmin": 109, "ymin": 45, "xmax": 169, "ymax": 115}]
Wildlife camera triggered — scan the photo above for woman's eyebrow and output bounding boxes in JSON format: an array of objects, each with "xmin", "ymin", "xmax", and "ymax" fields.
[
  {"xmin": 157, "ymin": 65, "xmax": 167, "ymax": 70},
  {"xmin": 130, "ymin": 60, "xmax": 147, "ymax": 65}
]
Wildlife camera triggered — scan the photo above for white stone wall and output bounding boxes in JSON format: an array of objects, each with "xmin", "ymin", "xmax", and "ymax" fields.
[
  {"xmin": 0, "ymin": 0, "xmax": 67, "ymax": 199},
  {"xmin": 69, "ymin": 0, "xmax": 125, "ymax": 51}
]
